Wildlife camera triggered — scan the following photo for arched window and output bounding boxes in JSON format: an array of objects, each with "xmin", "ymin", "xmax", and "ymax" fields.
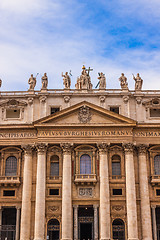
[
  {"xmin": 47, "ymin": 219, "xmax": 60, "ymax": 240},
  {"xmin": 50, "ymin": 155, "xmax": 59, "ymax": 176},
  {"xmin": 80, "ymin": 154, "xmax": 91, "ymax": 174},
  {"xmin": 112, "ymin": 219, "xmax": 125, "ymax": 240},
  {"xmin": 5, "ymin": 156, "xmax": 17, "ymax": 176},
  {"xmin": 154, "ymin": 155, "xmax": 160, "ymax": 175},
  {"xmin": 112, "ymin": 155, "xmax": 121, "ymax": 176}
]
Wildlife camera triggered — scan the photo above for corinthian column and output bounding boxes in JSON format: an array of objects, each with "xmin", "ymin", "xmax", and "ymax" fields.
[
  {"xmin": 20, "ymin": 144, "xmax": 33, "ymax": 240},
  {"xmin": 97, "ymin": 143, "xmax": 110, "ymax": 240},
  {"xmin": 138, "ymin": 145, "xmax": 152, "ymax": 240},
  {"xmin": 61, "ymin": 143, "xmax": 73, "ymax": 240},
  {"xmin": 124, "ymin": 143, "xmax": 139, "ymax": 240},
  {"xmin": 34, "ymin": 143, "xmax": 48, "ymax": 240}
]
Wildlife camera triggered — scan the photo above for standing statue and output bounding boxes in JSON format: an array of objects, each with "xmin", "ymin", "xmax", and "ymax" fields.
[
  {"xmin": 0, "ymin": 79, "xmax": 2, "ymax": 88},
  {"xmin": 62, "ymin": 72, "xmax": 71, "ymax": 89},
  {"xmin": 41, "ymin": 73, "xmax": 48, "ymax": 90},
  {"xmin": 75, "ymin": 66, "xmax": 92, "ymax": 90},
  {"xmin": 133, "ymin": 73, "xmax": 143, "ymax": 91},
  {"xmin": 28, "ymin": 74, "xmax": 36, "ymax": 90},
  {"xmin": 119, "ymin": 73, "xmax": 128, "ymax": 90},
  {"xmin": 98, "ymin": 72, "xmax": 106, "ymax": 89}
]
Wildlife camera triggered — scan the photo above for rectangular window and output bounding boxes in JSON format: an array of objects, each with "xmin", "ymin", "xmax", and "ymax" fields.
[
  {"xmin": 49, "ymin": 189, "xmax": 59, "ymax": 196},
  {"xmin": 51, "ymin": 108, "xmax": 60, "ymax": 115},
  {"xmin": 112, "ymin": 162, "xmax": 121, "ymax": 176},
  {"xmin": 112, "ymin": 189, "xmax": 122, "ymax": 195},
  {"xmin": 50, "ymin": 162, "xmax": 59, "ymax": 176},
  {"xmin": 110, "ymin": 107, "xmax": 119, "ymax": 114},
  {"xmin": 156, "ymin": 189, "xmax": 160, "ymax": 196},
  {"xmin": 6, "ymin": 109, "xmax": 20, "ymax": 118},
  {"xmin": 150, "ymin": 109, "xmax": 160, "ymax": 117},
  {"xmin": 3, "ymin": 190, "xmax": 15, "ymax": 197}
]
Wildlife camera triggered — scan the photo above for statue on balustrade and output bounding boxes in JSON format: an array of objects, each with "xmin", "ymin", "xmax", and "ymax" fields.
[
  {"xmin": 133, "ymin": 73, "xmax": 143, "ymax": 91},
  {"xmin": 41, "ymin": 73, "xmax": 48, "ymax": 90},
  {"xmin": 75, "ymin": 65, "xmax": 93, "ymax": 90},
  {"xmin": 62, "ymin": 72, "xmax": 71, "ymax": 89},
  {"xmin": 98, "ymin": 72, "xmax": 106, "ymax": 89},
  {"xmin": 119, "ymin": 73, "xmax": 128, "ymax": 90},
  {"xmin": 28, "ymin": 74, "xmax": 36, "ymax": 90},
  {"xmin": 0, "ymin": 79, "xmax": 2, "ymax": 88}
]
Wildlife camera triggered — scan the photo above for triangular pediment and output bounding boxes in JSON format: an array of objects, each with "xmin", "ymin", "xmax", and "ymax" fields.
[{"xmin": 34, "ymin": 101, "xmax": 136, "ymax": 127}]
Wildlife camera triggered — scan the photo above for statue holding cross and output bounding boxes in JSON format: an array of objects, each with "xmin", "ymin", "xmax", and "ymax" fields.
[{"xmin": 75, "ymin": 65, "xmax": 93, "ymax": 90}]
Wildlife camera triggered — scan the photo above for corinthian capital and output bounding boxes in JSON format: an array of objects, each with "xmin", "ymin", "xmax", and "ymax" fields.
[
  {"xmin": 61, "ymin": 143, "xmax": 73, "ymax": 153},
  {"xmin": 138, "ymin": 144, "xmax": 148, "ymax": 154},
  {"xmin": 36, "ymin": 143, "xmax": 48, "ymax": 153},
  {"xmin": 22, "ymin": 144, "xmax": 34, "ymax": 155},
  {"xmin": 123, "ymin": 143, "xmax": 134, "ymax": 153},
  {"xmin": 97, "ymin": 143, "xmax": 108, "ymax": 153}
]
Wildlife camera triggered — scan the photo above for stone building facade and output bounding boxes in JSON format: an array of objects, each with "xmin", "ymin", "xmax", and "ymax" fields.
[{"xmin": 0, "ymin": 68, "xmax": 160, "ymax": 240}]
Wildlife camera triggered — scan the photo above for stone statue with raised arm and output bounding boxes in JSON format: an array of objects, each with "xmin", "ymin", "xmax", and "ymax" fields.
[
  {"xmin": 133, "ymin": 73, "xmax": 143, "ymax": 91},
  {"xmin": 28, "ymin": 74, "xmax": 36, "ymax": 90},
  {"xmin": 41, "ymin": 73, "xmax": 48, "ymax": 90},
  {"xmin": 119, "ymin": 73, "xmax": 128, "ymax": 90},
  {"xmin": 0, "ymin": 79, "xmax": 2, "ymax": 88},
  {"xmin": 62, "ymin": 72, "xmax": 71, "ymax": 89},
  {"xmin": 98, "ymin": 72, "xmax": 106, "ymax": 89}
]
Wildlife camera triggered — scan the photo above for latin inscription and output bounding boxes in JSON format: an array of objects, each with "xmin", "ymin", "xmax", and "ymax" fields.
[{"xmin": 0, "ymin": 132, "xmax": 37, "ymax": 138}]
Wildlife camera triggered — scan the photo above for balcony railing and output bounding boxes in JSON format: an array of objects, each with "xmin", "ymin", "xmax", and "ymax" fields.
[
  {"xmin": 0, "ymin": 176, "xmax": 21, "ymax": 186},
  {"xmin": 74, "ymin": 174, "xmax": 97, "ymax": 185},
  {"xmin": 47, "ymin": 176, "xmax": 62, "ymax": 183},
  {"xmin": 150, "ymin": 175, "xmax": 160, "ymax": 185},
  {"xmin": 0, "ymin": 225, "xmax": 16, "ymax": 240}
]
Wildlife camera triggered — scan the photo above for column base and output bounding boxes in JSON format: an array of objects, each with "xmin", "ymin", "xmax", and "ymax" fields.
[
  {"xmin": 100, "ymin": 239, "xmax": 111, "ymax": 240},
  {"xmin": 128, "ymin": 239, "xmax": 139, "ymax": 240},
  {"xmin": 61, "ymin": 239, "xmax": 72, "ymax": 240}
]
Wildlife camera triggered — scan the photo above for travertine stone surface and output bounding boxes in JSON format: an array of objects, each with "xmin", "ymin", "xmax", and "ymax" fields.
[
  {"xmin": 138, "ymin": 145, "xmax": 152, "ymax": 240},
  {"xmin": 98, "ymin": 143, "xmax": 111, "ymax": 240},
  {"xmin": 61, "ymin": 143, "xmax": 73, "ymax": 240},
  {"xmin": 73, "ymin": 205, "xmax": 78, "ymax": 240},
  {"xmin": 34, "ymin": 143, "xmax": 47, "ymax": 240},
  {"xmin": 20, "ymin": 145, "xmax": 33, "ymax": 240},
  {"xmin": 124, "ymin": 143, "xmax": 139, "ymax": 240}
]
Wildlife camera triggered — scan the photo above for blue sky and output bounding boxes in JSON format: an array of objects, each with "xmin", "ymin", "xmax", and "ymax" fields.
[{"xmin": 0, "ymin": 0, "xmax": 160, "ymax": 91}]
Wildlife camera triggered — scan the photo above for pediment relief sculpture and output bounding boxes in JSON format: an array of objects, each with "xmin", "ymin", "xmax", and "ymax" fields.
[
  {"xmin": 0, "ymin": 99, "xmax": 27, "ymax": 107},
  {"xmin": 142, "ymin": 98, "xmax": 160, "ymax": 107},
  {"xmin": 78, "ymin": 105, "xmax": 92, "ymax": 123}
]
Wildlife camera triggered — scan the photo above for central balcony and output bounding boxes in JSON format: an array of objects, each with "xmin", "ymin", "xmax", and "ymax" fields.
[
  {"xmin": 74, "ymin": 174, "xmax": 97, "ymax": 185},
  {"xmin": 0, "ymin": 176, "xmax": 21, "ymax": 186}
]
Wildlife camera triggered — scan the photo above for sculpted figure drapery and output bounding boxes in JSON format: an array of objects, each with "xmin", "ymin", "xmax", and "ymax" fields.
[
  {"xmin": 98, "ymin": 72, "xmax": 106, "ymax": 89},
  {"xmin": 62, "ymin": 72, "xmax": 71, "ymax": 89},
  {"xmin": 28, "ymin": 74, "xmax": 36, "ymax": 90},
  {"xmin": 119, "ymin": 73, "xmax": 128, "ymax": 90},
  {"xmin": 133, "ymin": 73, "xmax": 143, "ymax": 91},
  {"xmin": 75, "ymin": 66, "xmax": 92, "ymax": 90},
  {"xmin": 41, "ymin": 73, "xmax": 48, "ymax": 90}
]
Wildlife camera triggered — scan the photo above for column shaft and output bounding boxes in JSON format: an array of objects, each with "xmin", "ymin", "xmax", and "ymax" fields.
[
  {"xmin": 34, "ymin": 143, "xmax": 47, "ymax": 240},
  {"xmin": 124, "ymin": 144, "xmax": 139, "ymax": 240},
  {"xmin": 152, "ymin": 206, "xmax": 157, "ymax": 240},
  {"xmin": 16, "ymin": 207, "xmax": 21, "ymax": 240},
  {"xmin": 94, "ymin": 205, "xmax": 98, "ymax": 240},
  {"xmin": 61, "ymin": 143, "xmax": 72, "ymax": 240},
  {"xmin": 98, "ymin": 143, "xmax": 110, "ymax": 240},
  {"xmin": 73, "ymin": 205, "xmax": 78, "ymax": 240},
  {"xmin": 138, "ymin": 145, "xmax": 152, "ymax": 240},
  {"xmin": 20, "ymin": 145, "xmax": 33, "ymax": 240}
]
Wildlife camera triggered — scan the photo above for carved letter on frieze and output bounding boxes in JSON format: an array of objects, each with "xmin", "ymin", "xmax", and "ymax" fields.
[{"xmin": 78, "ymin": 105, "xmax": 92, "ymax": 123}]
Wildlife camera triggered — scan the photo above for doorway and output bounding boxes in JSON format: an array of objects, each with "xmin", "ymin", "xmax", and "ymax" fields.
[
  {"xmin": 78, "ymin": 206, "xmax": 94, "ymax": 240},
  {"xmin": 47, "ymin": 219, "xmax": 60, "ymax": 240},
  {"xmin": 156, "ymin": 207, "xmax": 160, "ymax": 240},
  {"xmin": 0, "ymin": 208, "xmax": 16, "ymax": 240}
]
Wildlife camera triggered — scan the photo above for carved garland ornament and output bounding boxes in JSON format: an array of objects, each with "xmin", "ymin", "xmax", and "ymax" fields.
[
  {"xmin": 60, "ymin": 143, "xmax": 73, "ymax": 153},
  {"xmin": 36, "ymin": 143, "xmax": 48, "ymax": 153},
  {"xmin": 48, "ymin": 206, "xmax": 59, "ymax": 212},
  {"xmin": 79, "ymin": 188, "xmax": 93, "ymax": 197},
  {"xmin": 138, "ymin": 144, "xmax": 148, "ymax": 154},
  {"xmin": 78, "ymin": 105, "xmax": 92, "ymax": 123},
  {"xmin": 123, "ymin": 143, "xmax": 134, "ymax": 153},
  {"xmin": 97, "ymin": 143, "xmax": 108, "ymax": 153},
  {"xmin": 22, "ymin": 144, "xmax": 34, "ymax": 155}
]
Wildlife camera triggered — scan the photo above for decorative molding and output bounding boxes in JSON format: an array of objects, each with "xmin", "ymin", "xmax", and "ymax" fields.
[
  {"xmin": 36, "ymin": 143, "xmax": 48, "ymax": 153},
  {"xmin": 78, "ymin": 105, "xmax": 92, "ymax": 123},
  {"xmin": 138, "ymin": 144, "xmax": 148, "ymax": 154},
  {"xmin": 97, "ymin": 143, "xmax": 108, "ymax": 153},
  {"xmin": 79, "ymin": 188, "xmax": 93, "ymax": 197},
  {"xmin": 48, "ymin": 206, "xmax": 59, "ymax": 212},
  {"xmin": 60, "ymin": 143, "xmax": 73, "ymax": 153},
  {"xmin": 0, "ymin": 99, "xmax": 27, "ymax": 107},
  {"xmin": 112, "ymin": 205, "xmax": 124, "ymax": 212},
  {"xmin": 136, "ymin": 97, "xmax": 142, "ymax": 104},
  {"xmin": 123, "ymin": 96, "xmax": 129, "ymax": 103},
  {"xmin": 99, "ymin": 96, "xmax": 106, "ymax": 103},
  {"xmin": 39, "ymin": 95, "xmax": 47, "ymax": 103},
  {"xmin": 21, "ymin": 144, "xmax": 34, "ymax": 155},
  {"xmin": 123, "ymin": 143, "xmax": 134, "ymax": 153},
  {"xmin": 64, "ymin": 96, "xmax": 70, "ymax": 103},
  {"xmin": 28, "ymin": 97, "xmax": 34, "ymax": 105}
]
